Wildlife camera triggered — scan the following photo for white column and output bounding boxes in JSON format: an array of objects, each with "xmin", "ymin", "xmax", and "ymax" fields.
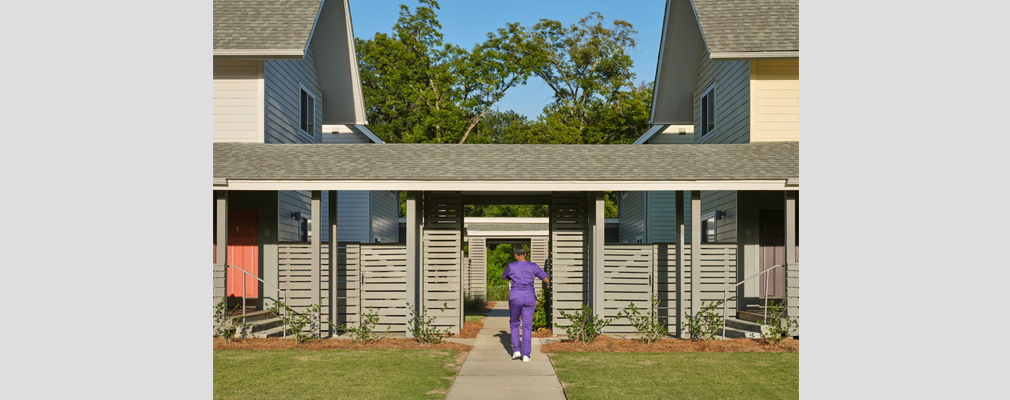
[
  {"xmin": 675, "ymin": 190, "xmax": 685, "ymax": 338},
  {"xmin": 214, "ymin": 191, "xmax": 228, "ymax": 309},
  {"xmin": 592, "ymin": 191, "xmax": 606, "ymax": 323},
  {"xmin": 310, "ymin": 190, "xmax": 322, "ymax": 337},
  {"xmin": 405, "ymin": 191, "xmax": 419, "ymax": 338},
  {"xmin": 691, "ymin": 191, "xmax": 701, "ymax": 316},
  {"xmin": 328, "ymin": 190, "xmax": 338, "ymax": 336}
]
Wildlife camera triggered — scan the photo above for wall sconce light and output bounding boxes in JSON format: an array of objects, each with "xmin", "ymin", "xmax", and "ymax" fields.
[{"xmin": 291, "ymin": 211, "xmax": 302, "ymax": 220}]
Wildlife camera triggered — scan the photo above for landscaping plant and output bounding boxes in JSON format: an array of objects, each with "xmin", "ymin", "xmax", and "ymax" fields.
[
  {"xmin": 329, "ymin": 306, "xmax": 389, "ymax": 344},
  {"xmin": 683, "ymin": 299, "xmax": 725, "ymax": 341},
  {"xmin": 213, "ymin": 299, "xmax": 253, "ymax": 342},
  {"xmin": 554, "ymin": 304, "xmax": 612, "ymax": 344},
  {"xmin": 463, "ymin": 291, "xmax": 488, "ymax": 314},
  {"xmin": 532, "ymin": 290, "xmax": 550, "ymax": 330},
  {"xmin": 617, "ymin": 294, "xmax": 668, "ymax": 343},
  {"xmin": 406, "ymin": 301, "xmax": 451, "ymax": 344},
  {"xmin": 761, "ymin": 293, "xmax": 799, "ymax": 345},
  {"xmin": 267, "ymin": 300, "xmax": 321, "ymax": 345}
]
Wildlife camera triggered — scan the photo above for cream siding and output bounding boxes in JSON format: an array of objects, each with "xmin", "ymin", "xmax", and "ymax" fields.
[
  {"xmin": 213, "ymin": 60, "xmax": 264, "ymax": 142},
  {"xmin": 618, "ymin": 191, "xmax": 645, "ymax": 244},
  {"xmin": 750, "ymin": 59, "xmax": 799, "ymax": 142},
  {"xmin": 694, "ymin": 50, "xmax": 750, "ymax": 145},
  {"xmin": 370, "ymin": 191, "xmax": 400, "ymax": 244}
]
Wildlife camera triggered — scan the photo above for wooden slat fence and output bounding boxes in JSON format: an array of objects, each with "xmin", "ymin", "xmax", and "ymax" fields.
[
  {"xmin": 655, "ymin": 243, "xmax": 738, "ymax": 333},
  {"xmin": 360, "ymin": 244, "xmax": 409, "ymax": 334},
  {"xmin": 531, "ymin": 236, "xmax": 549, "ymax": 298},
  {"xmin": 467, "ymin": 237, "xmax": 487, "ymax": 299},
  {"xmin": 550, "ymin": 192, "xmax": 588, "ymax": 329},
  {"xmin": 422, "ymin": 192, "xmax": 463, "ymax": 334},
  {"xmin": 602, "ymin": 244, "xmax": 655, "ymax": 333},
  {"xmin": 278, "ymin": 242, "xmax": 331, "ymax": 319}
]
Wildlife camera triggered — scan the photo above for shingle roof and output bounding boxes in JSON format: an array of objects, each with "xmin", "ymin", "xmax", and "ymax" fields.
[
  {"xmin": 692, "ymin": 0, "xmax": 799, "ymax": 53},
  {"xmin": 213, "ymin": 142, "xmax": 798, "ymax": 181},
  {"xmin": 213, "ymin": 0, "xmax": 323, "ymax": 52}
]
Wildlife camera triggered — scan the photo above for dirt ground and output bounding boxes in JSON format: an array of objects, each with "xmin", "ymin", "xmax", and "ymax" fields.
[{"xmin": 542, "ymin": 336, "xmax": 798, "ymax": 354}]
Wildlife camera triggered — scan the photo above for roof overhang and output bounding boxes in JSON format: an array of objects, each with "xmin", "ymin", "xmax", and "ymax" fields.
[
  {"xmin": 212, "ymin": 49, "xmax": 305, "ymax": 59},
  {"xmin": 710, "ymin": 51, "xmax": 800, "ymax": 60},
  {"xmin": 216, "ymin": 179, "xmax": 797, "ymax": 192}
]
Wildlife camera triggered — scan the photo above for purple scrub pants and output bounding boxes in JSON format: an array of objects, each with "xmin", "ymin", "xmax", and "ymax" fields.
[{"xmin": 509, "ymin": 295, "xmax": 536, "ymax": 358}]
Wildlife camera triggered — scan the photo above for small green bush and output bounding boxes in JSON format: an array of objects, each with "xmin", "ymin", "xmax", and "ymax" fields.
[
  {"xmin": 213, "ymin": 299, "xmax": 253, "ymax": 342},
  {"xmin": 762, "ymin": 294, "xmax": 799, "ymax": 345},
  {"xmin": 267, "ymin": 300, "xmax": 321, "ymax": 345},
  {"xmin": 463, "ymin": 291, "xmax": 488, "ymax": 314},
  {"xmin": 554, "ymin": 304, "xmax": 612, "ymax": 344},
  {"xmin": 532, "ymin": 290, "xmax": 550, "ymax": 330},
  {"xmin": 683, "ymin": 300, "xmax": 724, "ymax": 341},
  {"xmin": 407, "ymin": 302, "xmax": 451, "ymax": 344},
  {"xmin": 329, "ymin": 306, "xmax": 389, "ymax": 344},
  {"xmin": 618, "ymin": 294, "xmax": 668, "ymax": 343}
]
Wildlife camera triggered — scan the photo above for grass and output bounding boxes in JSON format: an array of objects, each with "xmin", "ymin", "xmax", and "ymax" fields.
[
  {"xmin": 550, "ymin": 352, "xmax": 798, "ymax": 399},
  {"xmin": 214, "ymin": 349, "xmax": 462, "ymax": 399},
  {"xmin": 464, "ymin": 314, "xmax": 486, "ymax": 323}
]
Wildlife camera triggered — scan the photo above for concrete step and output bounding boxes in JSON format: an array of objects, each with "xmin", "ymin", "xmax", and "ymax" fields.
[
  {"xmin": 252, "ymin": 324, "xmax": 288, "ymax": 339},
  {"xmin": 233, "ymin": 310, "xmax": 275, "ymax": 323},
  {"xmin": 719, "ymin": 326, "xmax": 763, "ymax": 339},
  {"xmin": 725, "ymin": 317, "xmax": 762, "ymax": 333}
]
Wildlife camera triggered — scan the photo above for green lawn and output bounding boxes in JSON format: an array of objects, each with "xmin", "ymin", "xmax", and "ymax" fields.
[
  {"xmin": 465, "ymin": 314, "xmax": 486, "ymax": 323},
  {"xmin": 214, "ymin": 349, "xmax": 462, "ymax": 400},
  {"xmin": 550, "ymin": 352, "xmax": 798, "ymax": 399}
]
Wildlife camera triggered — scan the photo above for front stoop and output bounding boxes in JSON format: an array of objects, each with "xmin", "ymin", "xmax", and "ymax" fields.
[
  {"xmin": 231, "ymin": 310, "xmax": 286, "ymax": 338},
  {"xmin": 720, "ymin": 317, "xmax": 763, "ymax": 339}
]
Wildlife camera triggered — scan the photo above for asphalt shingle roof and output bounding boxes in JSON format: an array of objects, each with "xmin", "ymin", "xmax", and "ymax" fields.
[
  {"xmin": 213, "ymin": 142, "xmax": 799, "ymax": 182},
  {"xmin": 213, "ymin": 0, "xmax": 322, "ymax": 51},
  {"xmin": 692, "ymin": 0, "xmax": 799, "ymax": 53}
]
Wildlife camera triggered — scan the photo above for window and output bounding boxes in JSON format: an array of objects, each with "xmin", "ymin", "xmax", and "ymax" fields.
[
  {"xmin": 700, "ymin": 210, "xmax": 721, "ymax": 243},
  {"xmin": 700, "ymin": 84, "xmax": 715, "ymax": 137},
  {"xmin": 300, "ymin": 88, "xmax": 315, "ymax": 137}
]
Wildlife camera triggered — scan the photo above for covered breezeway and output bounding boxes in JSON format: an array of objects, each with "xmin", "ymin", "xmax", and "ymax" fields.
[{"xmin": 212, "ymin": 142, "xmax": 799, "ymax": 338}]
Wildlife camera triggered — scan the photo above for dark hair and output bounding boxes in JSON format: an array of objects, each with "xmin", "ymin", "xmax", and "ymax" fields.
[{"xmin": 513, "ymin": 244, "xmax": 526, "ymax": 256}]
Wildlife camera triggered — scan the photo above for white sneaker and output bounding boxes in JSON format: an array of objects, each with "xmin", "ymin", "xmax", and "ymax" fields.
[
  {"xmin": 522, "ymin": 356, "xmax": 530, "ymax": 363},
  {"xmin": 512, "ymin": 351, "xmax": 521, "ymax": 360}
]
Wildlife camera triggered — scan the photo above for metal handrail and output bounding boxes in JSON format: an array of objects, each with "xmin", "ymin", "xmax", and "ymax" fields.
[
  {"xmin": 226, "ymin": 265, "xmax": 289, "ymax": 339},
  {"xmin": 718, "ymin": 264, "xmax": 785, "ymax": 339}
]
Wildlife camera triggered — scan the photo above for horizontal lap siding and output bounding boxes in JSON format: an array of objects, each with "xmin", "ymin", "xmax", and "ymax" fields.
[
  {"xmin": 321, "ymin": 191, "xmax": 369, "ymax": 243},
  {"xmin": 264, "ymin": 44, "xmax": 321, "ymax": 145},
  {"xmin": 702, "ymin": 190, "xmax": 737, "ymax": 243},
  {"xmin": 695, "ymin": 50, "xmax": 750, "ymax": 145},
  {"xmin": 278, "ymin": 190, "xmax": 310, "ymax": 242},
  {"xmin": 618, "ymin": 191, "xmax": 645, "ymax": 243},
  {"xmin": 647, "ymin": 191, "xmax": 692, "ymax": 243},
  {"xmin": 371, "ymin": 190, "xmax": 400, "ymax": 243},
  {"xmin": 213, "ymin": 60, "xmax": 263, "ymax": 142},
  {"xmin": 551, "ymin": 193, "xmax": 588, "ymax": 329},
  {"xmin": 751, "ymin": 59, "xmax": 799, "ymax": 142}
]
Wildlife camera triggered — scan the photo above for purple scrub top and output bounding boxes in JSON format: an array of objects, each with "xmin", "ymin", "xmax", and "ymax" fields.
[{"xmin": 502, "ymin": 260, "xmax": 548, "ymax": 299}]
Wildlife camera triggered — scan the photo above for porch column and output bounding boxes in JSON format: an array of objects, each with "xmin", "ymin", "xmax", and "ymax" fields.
[
  {"xmin": 691, "ymin": 191, "xmax": 701, "ymax": 316},
  {"xmin": 785, "ymin": 191, "xmax": 799, "ymax": 336},
  {"xmin": 214, "ymin": 191, "xmax": 228, "ymax": 309},
  {"xmin": 405, "ymin": 191, "xmax": 419, "ymax": 338},
  {"xmin": 328, "ymin": 190, "xmax": 338, "ymax": 337},
  {"xmin": 675, "ymin": 190, "xmax": 684, "ymax": 338},
  {"xmin": 310, "ymin": 190, "xmax": 322, "ymax": 338},
  {"xmin": 591, "ymin": 191, "xmax": 605, "ymax": 322}
]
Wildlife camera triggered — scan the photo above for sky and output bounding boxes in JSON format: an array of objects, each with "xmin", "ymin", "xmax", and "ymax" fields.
[{"xmin": 348, "ymin": 0, "xmax": 668, "ymax": 118}]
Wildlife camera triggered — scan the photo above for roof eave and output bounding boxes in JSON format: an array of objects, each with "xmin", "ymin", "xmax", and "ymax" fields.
[
  {"xmin": 213, "ymin": 49, "xmax": 304, "ymax": 60},
  {"xmin": 710, "ymin": 51, "xmax": 799, "ymax": 60}
]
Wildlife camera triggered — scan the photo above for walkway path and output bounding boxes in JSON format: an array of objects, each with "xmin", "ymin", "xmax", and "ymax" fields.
[{"xmin": 446, "ymin": 302, "xmax": 566, "ymax": 400}]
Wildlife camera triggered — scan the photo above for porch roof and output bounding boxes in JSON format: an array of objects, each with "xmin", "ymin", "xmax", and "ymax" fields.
[{"xmin": 213, "ymin": 142, "xmax": 799, "ymax": 191}]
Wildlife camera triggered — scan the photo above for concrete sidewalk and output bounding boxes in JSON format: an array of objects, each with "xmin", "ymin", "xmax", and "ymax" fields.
[{"xmin": 446, "ymin": 302, "xmax": 566, "ymax": 400}]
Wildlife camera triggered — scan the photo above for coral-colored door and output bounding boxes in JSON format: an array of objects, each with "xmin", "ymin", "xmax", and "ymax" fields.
[{"xmin": 227, "ymin": 210, "xmax": 259, "ymax": 298}]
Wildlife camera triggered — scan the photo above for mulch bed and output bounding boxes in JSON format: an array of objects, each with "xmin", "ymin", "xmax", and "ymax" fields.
[
  {"xmin": 455, "ymin": 320, "xmax": 483, "ymax": 338},
  {"xmin": 532, "ymin": 328, "xmax": 552, "ymax": 338},
  {"xmin": 214, "ymin": 337, "xmax": 473, "ymax": 352},
  {"xmin": 542, "ymin": 336, "xmax": 798, "ymax": 354}
]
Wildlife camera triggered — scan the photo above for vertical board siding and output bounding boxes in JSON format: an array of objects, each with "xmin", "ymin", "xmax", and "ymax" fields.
[
  {"xmin": 468, "ymin": 237, "xmax": 487, "ymax": 299},
  {"xmin": 371, "ymin": 190, "xmax": 400, "ymax": 243},
  {"xmin": 360, "ymin": 244, "xmax": 409, "ymax": 333},
  {"xmin": 551, "ymin": 192, "xmax": 589, "ymax": 329},
  {"xmin": 750, "ymin": 59, "xmax": 799, "ymax": 142},
  {"xmin": 618, "ymin": 191, "xmax": 645, "ymax": 243},
  {"xmin": 422, "ymin": 192, "xmax": 463, "ymax": 334},
  {"xmin": 602, "ymin": 245, "xmax": 655, "ymax": 333},
  {"xmin": 694, "ymin": 49, "xmax": 750, "ymax": 145},
  {"xmin": 647, "ymin": 191, "xmax": 693, "ymax": 243},
  {"xmin": 264, "ymin": 44, "xmax": 322, "ymax": 145},
  {"xmin": 213, "ymin": 59, "xmax": 263, "ymax": 142},
  {"xmin": 320, "ymin": 191, "xmax": 369, "ymax": 243},
  {"xmin": 702, "ymin": 190, "xmax": 737, "ymax": 243}
]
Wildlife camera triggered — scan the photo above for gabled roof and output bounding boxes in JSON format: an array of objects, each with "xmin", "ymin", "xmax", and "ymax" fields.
[
  {"xmin": 692, "ymin": 0, "xmax": 799, "ymax": 56},
  {"xmin": 213, "ymin": 142, "xmax": 799, "ymax": 191},
  {"xmin": 213, "ymin": 0, "xmax": 324, "ymax": 58}
]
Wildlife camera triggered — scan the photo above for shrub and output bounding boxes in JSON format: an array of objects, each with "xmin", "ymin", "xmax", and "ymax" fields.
[
  {"xmin": 267, "ymin": 300, "xmax": 321, "ymax": 345},
  {"xmin": 407, "ymin": 302, "xmax": 451, "ymax": 344},
  {"xmin": 554, "ymin": 304, "xmax": 612, "ymax": 344},
  {"xmin": 213, "ymin": 299, "xmax": 253, "ymax": 342},
  {"xmin": 683, "ymin": 300, "xmax": 725, "ymax": 341},
  {"xmin": 532, "ymin": 290, "xmax": 550, "ymax": 330},
  {"xmin": 762, "ymin": 294, "xmax": 799, "ymax": 345},
  {"xmin": 487, "ymin": 283, "xmax": 509, "ymax": 301},
  {"xmin": 329, "ymin": 306, "xmax": 389, "ymax": 344},
  {"xmin": 618, "ymin": 294, "xmax": 668, "ymax": 343},
  {"xmin": 463, "ymin": 291, "xmax": 488, "ymax": 314}
]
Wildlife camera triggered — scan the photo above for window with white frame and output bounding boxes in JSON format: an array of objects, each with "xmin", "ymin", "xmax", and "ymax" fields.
[
  {"xmin": 700, "ymin": 84, "xmax": 715, "ymax": 137},
  {"xmin": 300, "ymin": 88, "xmax": 316, "ymax": 137},
  {"xmin": 700, "ymin": 210, "xmax": 719, "ymax": 243}
]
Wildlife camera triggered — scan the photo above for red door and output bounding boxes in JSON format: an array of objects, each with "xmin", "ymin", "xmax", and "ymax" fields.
[{"xmin": 227, "ymin": 210, "xmax": 259, "ymax": 298}]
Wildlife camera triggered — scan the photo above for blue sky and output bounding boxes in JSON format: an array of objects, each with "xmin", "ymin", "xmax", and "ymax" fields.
[{"xmin": 348, "ymin": 0, "xmax": 667, "ymax": 118}]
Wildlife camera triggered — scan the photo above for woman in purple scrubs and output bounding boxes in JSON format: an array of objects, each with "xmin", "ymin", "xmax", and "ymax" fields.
[{"xmin": 502, "ymin": 244, "xmax": 549, "ymax": 362}]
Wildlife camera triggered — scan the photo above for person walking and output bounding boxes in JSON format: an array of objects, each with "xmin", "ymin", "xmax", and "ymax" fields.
[{"xmin": 502, "ymin": 244, "xmax": 549, "ymax": 362}]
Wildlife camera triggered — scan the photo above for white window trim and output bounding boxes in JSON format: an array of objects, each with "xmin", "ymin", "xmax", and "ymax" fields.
[
  {"xmin": 699, "ymin": 82, "xmax": 716, "ymax": 143},
  {"xmin": 299, "ymin": 83, "xmax": 318, "ymax": 139},
  {"xmin": 701, "ymin": 210, "xmax": 718, "ymax": 243}
]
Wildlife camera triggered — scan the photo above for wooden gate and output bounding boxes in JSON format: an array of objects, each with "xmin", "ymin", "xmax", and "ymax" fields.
[
  {"xmin": 603, "ymin": 244, "xmax": 655, "ymax": 333},
  {"xmin": 359, "ymin": 244, "xmax": 408, "ymax": 334}
]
